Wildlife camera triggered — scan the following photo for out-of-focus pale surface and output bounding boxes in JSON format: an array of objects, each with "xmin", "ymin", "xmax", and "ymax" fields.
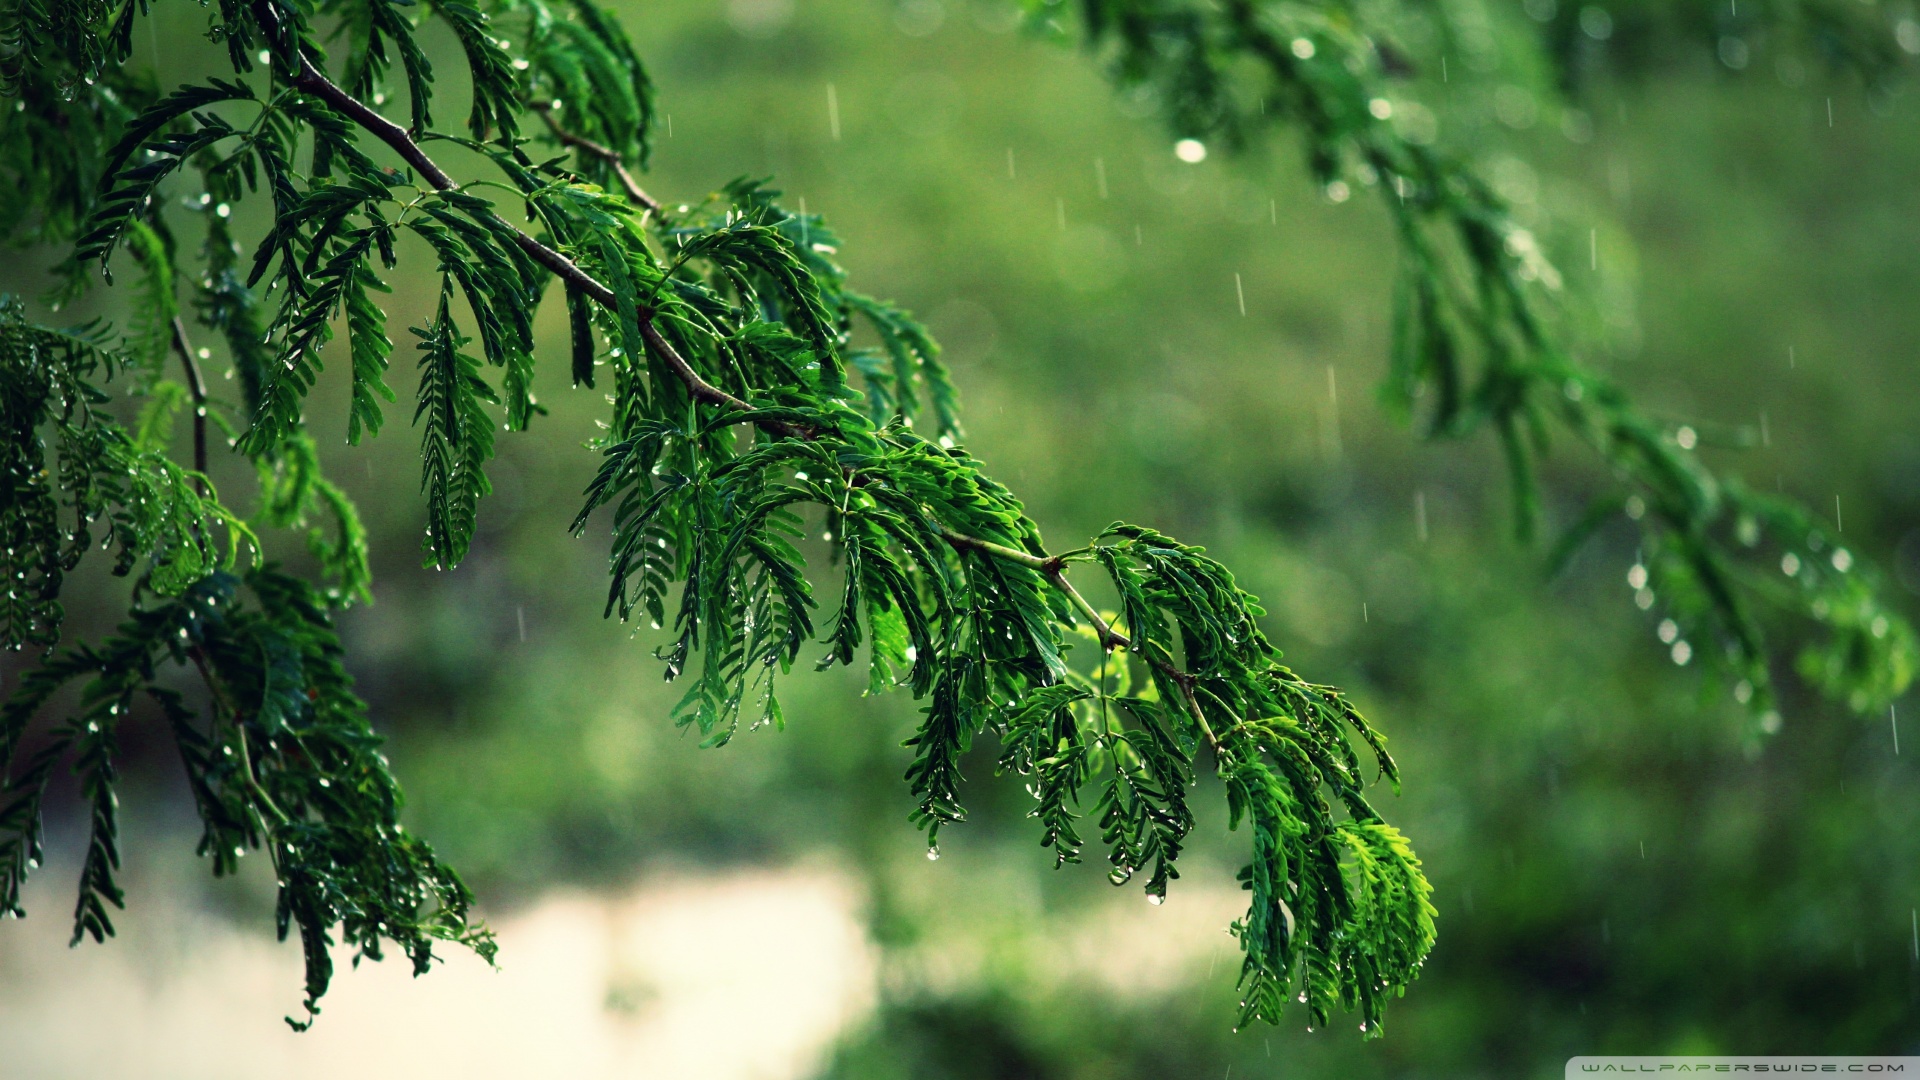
[{"xmin": 0, "ymin": 865, "xmax": 876, "ymax": 1080}]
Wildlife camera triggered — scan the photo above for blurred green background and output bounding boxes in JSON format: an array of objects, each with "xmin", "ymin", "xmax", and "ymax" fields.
[{"xmin": 3, "ymin": 0, "xmax": 1920, "ymax": 1076}]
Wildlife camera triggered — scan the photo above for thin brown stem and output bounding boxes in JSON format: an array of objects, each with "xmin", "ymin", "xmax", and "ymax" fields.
[
  {"xmin": 290, "ymin": 56, "xmax": 818, "ymax": 444},
  {"xmin": 168, "ymin": 316, "xmax": 209, "ymax": 490},
  {"xmin": 291, "ymin": 56, "xmax": 617, "ymax": 309},
  {"xmin": 530, "ymin": 101, "xmax": 664, "ymax": 214}
]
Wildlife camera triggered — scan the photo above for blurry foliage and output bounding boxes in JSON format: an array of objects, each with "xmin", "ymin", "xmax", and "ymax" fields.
[{"xmin": 1031, "ymin": 0, "xmax": 1918, "ymax": 719}]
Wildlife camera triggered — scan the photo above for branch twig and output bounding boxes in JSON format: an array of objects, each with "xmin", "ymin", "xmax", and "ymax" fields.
[
  {"xmin": 168, "ymin": 316, "xmax": 209, "ymax": 490},
  {"xmin": 291, "ymin": 56, "xmax": 616, "ymax": 308},
  {"xmin": 529, "ymin": 100, "xmax": 664, "ymax": 214}
]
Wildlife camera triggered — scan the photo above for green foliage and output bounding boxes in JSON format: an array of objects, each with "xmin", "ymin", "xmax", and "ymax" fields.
[
  {"xmin": 412, "ymin": 286, "xmax": 497, "ymax": 570},
  {"xmin": 1045, "ymin": 0, "xmax": 1918, "ymax": 721},
  {"xmin": 0, "ymin": 568, "xmax": 495, "ymax": 1030},
  {"xmin": 0, "ymin": 0, "xmax": 1908, "ymax": 1040},
  {"xmin": 0, "ymin": 297, "xmax": 253, "ymax": 648}
]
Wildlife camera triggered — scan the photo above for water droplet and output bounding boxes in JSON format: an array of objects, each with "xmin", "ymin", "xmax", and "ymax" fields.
[
  {"xmin": 925, "ymin": 846, "xmax": 940, "ymax": 861},
  {"xmin": 1627, "ymin": 564, "xmax": 1648, "ymax": 590},
  {"xmin": 1148, "ymin": 893, "xmax": 1164, "ymax": 905},
  {"xmin": 1781, "ymin": 553, "xmax": 1802, "ymax": 576},
  {"xmin": 1290, "ymin": 37, "xmax": 1315, "ymax": 59},
  {"xmin": 1174, "ymin": 139, "xmax": 1207, "ymax": 163}
]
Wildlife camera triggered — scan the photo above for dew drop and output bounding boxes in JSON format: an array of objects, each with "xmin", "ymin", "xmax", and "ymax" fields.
[{"xmin": 925, "ymin": 846, "xmax": 940, "ymax": 861}]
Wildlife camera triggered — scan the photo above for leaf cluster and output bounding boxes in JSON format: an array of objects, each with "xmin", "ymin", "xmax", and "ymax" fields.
[{"xmin": 0, "ymin": 567, "xmax": 494, "ymax": 1030}]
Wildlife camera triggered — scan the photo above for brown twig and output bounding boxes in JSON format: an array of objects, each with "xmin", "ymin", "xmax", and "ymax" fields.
[
  {"xmin": 529, "ymin": 100, "xmax": 664, "ymax": 214},
  {"xmin": 291, "ymin": 56, "xmax": 617, "ymax": 309},
  {"xmin": 168, "ymin": 315, "xmax": 209, "ymax": 491}
]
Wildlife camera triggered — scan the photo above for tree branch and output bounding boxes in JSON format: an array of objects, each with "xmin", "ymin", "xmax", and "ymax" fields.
[
  {"xmin": 168, "ymin": 316, "xmax": 209, "ymax": 490},
  {"xmin": 289, "ymin": 56, "xmax": 817, "ymax": 441},
  {"xmin": 939, "ymin": 527, "xmax": 1054, "ymax": 571},
  {"xmin": 290, "ymin": 54, "xmax": 1183, "ymax": 682},
  {"xmin": 529, "ymin": 100, "xmax": 664, "ymax": 214},
  {"xmin": 291, "ymin": 56, "xmax": 617, "ymax": 309},
  {"xmin": 1046, "ymin": 564, "xmax": 1129, "ymax": 652}
]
